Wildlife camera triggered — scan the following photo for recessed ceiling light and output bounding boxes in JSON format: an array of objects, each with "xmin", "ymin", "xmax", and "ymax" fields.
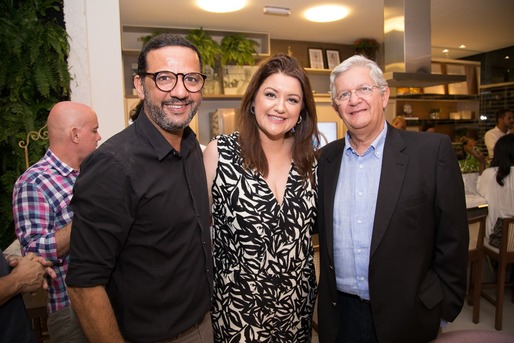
[
  {"xmin": 197, "ymin": 0, "xmax": 246, "ymax": 13},
  {"xmin": 305, "ymin": 5, "xmax": 349, "ymax": 23},
  {"xmin": 459, "ymin": 44, "xmax": 466, "ymax": 49},
  {"xmin": 442, "ymin": 49, "xmax": 449, "ymax": 53},
  {"xmin": 263, "ymin": 6, "xmax": 290, "ymax": 16}
]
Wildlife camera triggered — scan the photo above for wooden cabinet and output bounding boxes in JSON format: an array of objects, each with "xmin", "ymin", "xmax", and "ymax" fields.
[
  {"xmin": 387, "ymin": 59, "xmax": 481, "ymax": 140},
  {"xmin": 305, "ymin": 68, "xmax": 331, "ymax": 95}
]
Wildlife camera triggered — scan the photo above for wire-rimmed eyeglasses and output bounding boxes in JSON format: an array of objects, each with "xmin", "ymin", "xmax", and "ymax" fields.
[
  {"xmin": 143, "ymin": 71, "xmax": 207, "ymax": 93},
  {"xmin": 335, "ymin": 85, "xmax": 380, "ymax": 104}
]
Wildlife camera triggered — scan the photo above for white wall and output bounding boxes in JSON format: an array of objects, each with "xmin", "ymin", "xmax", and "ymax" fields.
[{"xmin": 64, "ymin": 0, "xmax": 125, "ymax": 142}]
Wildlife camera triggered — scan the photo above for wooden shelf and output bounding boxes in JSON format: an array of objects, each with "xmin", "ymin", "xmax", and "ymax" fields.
[{"xmin": 122, "ymin": 25, "xmax": 270, "ymax": 56}]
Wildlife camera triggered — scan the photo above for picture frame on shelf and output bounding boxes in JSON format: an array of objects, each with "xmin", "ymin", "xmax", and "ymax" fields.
[
  {"xmin": 326, "ymin": 49, "xmax": 340, "ymax": 70},
  {"xmin": 308, "ymin": 48, "xmax": 324, "ymax": 69}
]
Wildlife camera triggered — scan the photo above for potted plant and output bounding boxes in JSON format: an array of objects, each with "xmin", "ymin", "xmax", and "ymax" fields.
[
  {"xmin": 186, "ymin": 27, "xmax": 222, "ymax": 70},
  {"xmin": 220, "ymin": 33, "xmax": 259, "ymax": 66},
  {"xmin": 353, "ymin": 38, "xmax": 379, "ymax": 60},
  {"xmin": 220, "ymin": 33, "xmax": 259, "ymax": 95}
]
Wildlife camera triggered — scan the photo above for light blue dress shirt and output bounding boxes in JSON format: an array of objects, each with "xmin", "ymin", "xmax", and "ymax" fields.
[{"xmin": 333, "ymin": 123, "xmax": 387, "ymax": 300}]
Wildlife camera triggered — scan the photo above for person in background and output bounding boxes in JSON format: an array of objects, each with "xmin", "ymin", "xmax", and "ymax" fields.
[
  {"xmin": 458, "ymin": 135, "xmax": 486, "ymax": 174},
  {"xmin": 12, "ymin": 101, "xmax": 101, "ymax": 343},
  {"xmin": 66, "ymin": 34, "xmax": 213, "ymax": 343},
  {"xmin": 421, "ymin": 122, "xmax": 435, "ymax": 133},
  {"xmin": 316, "ymin": 55, "xmax": 468, "ymax": 343},
  {"xmin": 1, "ymin": 251, "xmax": 56, "ymax": 343},
  {"xmin": 391, "ymin": 115, "xmax": 406, "ymax": 130},
  {"xmin": 203, "ymin": 53, "xmax": 319, "ymax": 342},
  {"xmin": 484, "ymin": 108, "xmax": 513, "ymax": 159},
  {"xmin": 477, "ymin": 134, "xmax": 514, "ymax": 245}
]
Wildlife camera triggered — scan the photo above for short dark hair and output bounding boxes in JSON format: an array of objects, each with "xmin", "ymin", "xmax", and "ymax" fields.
[
  {"xmin": 130, "ymin": 34, "xmax": 202, "ymax": 121},
  {"xmin": 495, "ymin": 108, "xmax": 513, "ymax": 123},
  {"xmin": 137, "ymin": 34, "xmax": 203, "ymax": 76}
]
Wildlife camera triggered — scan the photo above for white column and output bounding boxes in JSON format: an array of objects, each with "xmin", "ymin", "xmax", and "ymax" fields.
[{"xmin": 64, "ymin": 0, "xmax": 125, "ymax": 142}]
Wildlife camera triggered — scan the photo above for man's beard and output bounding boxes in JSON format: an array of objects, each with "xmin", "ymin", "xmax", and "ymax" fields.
[{"xmin": 143, "ymin": 87, "xmax": 199, "ymax": 132}]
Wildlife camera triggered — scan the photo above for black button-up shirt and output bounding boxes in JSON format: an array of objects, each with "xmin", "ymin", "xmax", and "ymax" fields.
[{"xmin": 67, "ymin": 111, "xmax": 212, "ymax": 342}]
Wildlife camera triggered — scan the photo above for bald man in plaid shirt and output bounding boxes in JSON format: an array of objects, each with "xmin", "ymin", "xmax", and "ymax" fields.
[{"xmin": 12, "ymin": 101, "xmax": 101, "ymax": 343}]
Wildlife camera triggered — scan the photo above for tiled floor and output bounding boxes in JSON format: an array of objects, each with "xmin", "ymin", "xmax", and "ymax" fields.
[
  {"xmin": 444, "ymin": 288, "xmax": 514, "ymax": 335},
  {"xmin": 312, "ymin": 264, "xmax": 514, "ymax": 342},
  {"xmin": 444, "ymin": 260, "xmax": 514, "ymax": 337}
]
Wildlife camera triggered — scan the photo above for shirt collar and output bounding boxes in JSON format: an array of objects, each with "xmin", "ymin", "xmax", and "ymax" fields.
[
  {"xmin": 135, "ymin": 109, "xmax": 197, "ymax": 161},
  {"xmin": 45, "ymin": 149, "xmax": 78, "ymax": 176},
  {"xmin": 344, "ymin": 121, "xmax": 387, "ymax": 158}
]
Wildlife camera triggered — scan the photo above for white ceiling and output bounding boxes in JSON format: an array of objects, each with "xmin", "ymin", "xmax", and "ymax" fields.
[{"xmin": 119, "ymin": 0, "xmax": 514, "ymax": 60}]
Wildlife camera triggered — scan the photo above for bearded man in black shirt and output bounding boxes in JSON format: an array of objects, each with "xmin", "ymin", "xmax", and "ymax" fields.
[{"xmin": 66, "ymin": 34, "xmax": 213, "ymax": 343}]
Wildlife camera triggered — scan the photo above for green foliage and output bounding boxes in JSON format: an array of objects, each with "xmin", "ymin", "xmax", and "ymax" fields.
[
  {"xmin": 186, "ymin": 27, "xmax": 222, "ymax": 68},
  {"xmin": 0, "ymin": 0, "xmax": 70, "ymax": 249},
  {"xmin": 138, "ymin": 31, "xmax": 164, "ymax": 46},
  {"xmin": 138, "ymin": 29, "xmax": 259, "ymax": 68},
  {"xmin": 220, "ymin": 33, "xmax": 259, "ymax": 66}
]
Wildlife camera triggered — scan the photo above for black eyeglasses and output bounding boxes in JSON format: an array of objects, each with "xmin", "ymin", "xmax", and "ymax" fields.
[{"xmin": 143, "ymin": 71, "xmax": 207, "ymax": 93}]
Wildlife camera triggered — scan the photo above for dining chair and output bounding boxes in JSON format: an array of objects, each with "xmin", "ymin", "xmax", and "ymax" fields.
[
  {"xmin": 481, "ymin": 217, "xmax": 514, "ymax": 330},
  {"xmin": 22, "ymin": 289, "xmax": 49, "ymax": 343},
  {"xmin": 466, "ymin": 214, "xmax": 486, "ymax": 324}
]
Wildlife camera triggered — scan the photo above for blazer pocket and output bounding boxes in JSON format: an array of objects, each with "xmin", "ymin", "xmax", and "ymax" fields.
[
  {"xmin": 397, "ymin": 193, "xmax": 427, "ymax": 210},
  {"xmin": 418, "ymin": 271, "xmax": 444, "ymax": 310}
]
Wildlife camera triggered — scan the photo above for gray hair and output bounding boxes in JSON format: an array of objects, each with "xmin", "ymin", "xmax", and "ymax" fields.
[{"xmin": 329, "ymin": 55, "xmax": 388, "ymax": 105}]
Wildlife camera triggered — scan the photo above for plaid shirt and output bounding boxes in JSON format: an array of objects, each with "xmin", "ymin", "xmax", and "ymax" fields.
[{"xmin": 13, "ymin": 149, "xmax": 78, "ymax": 313}]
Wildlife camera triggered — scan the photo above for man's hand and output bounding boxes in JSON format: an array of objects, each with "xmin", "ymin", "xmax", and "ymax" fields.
[{"xmin": 7, "ymin": 253, "xmax": 56, "ymax": 292}]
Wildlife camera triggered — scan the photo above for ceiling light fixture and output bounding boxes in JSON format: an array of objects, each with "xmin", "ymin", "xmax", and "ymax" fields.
[
  {"xmin": 305, "ymin": 5, "xmax": 349, "ymax": 23},
  {"xmin": 263, "ymin": 6, "xmax": 290, "ymax": 16},
  {"xmin": 197, "ymin": 0, "xmax": 246, "ymax": 13},
  {"xmin": 384, "ymin": 16, "xmax": 405, "ymax": 33}
]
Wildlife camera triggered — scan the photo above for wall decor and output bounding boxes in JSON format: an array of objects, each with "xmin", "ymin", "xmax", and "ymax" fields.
[
  {"xmin": 308, "ymin": 48, "xmax": 324, "ymax": 69},
  {"xmin": 326, "ymin": 49, "xmax": 340, "ymax": 70}
]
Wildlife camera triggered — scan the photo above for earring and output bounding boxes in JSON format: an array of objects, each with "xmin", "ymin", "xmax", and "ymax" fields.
[
  {"xmin": 250, "ymin": 106, "xmax": 255, "ymax": 114},
  {"xmin": 297, "ymin": 116, "xmax": 303, "ymax": 125}
]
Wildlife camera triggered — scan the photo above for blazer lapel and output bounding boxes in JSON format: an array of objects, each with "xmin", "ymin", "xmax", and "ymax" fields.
[
  {"xmin": 321, "ymin": 139, "xmax": 345, "ymax": 264},
  {"xmin": 370, "ymin": 127, "xmax": 408, "ymax": 257}
]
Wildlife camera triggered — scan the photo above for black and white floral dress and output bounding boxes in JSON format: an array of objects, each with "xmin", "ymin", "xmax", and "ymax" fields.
[{"xmin": 211, "ymin": 132, "xmax": 317, "ymax": 342}]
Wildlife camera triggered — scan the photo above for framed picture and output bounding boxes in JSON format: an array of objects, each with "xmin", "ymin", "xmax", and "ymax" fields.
[
  {"xmin": 326, "ymin": 49, "xmax": 340, "ymax": 70},
  {"xmin": 308, "ymin": 48, "xmax": 324, "ymax": 69}
]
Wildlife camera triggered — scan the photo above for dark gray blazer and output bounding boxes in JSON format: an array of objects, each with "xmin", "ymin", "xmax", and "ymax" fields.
[{"xmin": 316, "ymin": 124, "xmax": 469, "ymax": 343}]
